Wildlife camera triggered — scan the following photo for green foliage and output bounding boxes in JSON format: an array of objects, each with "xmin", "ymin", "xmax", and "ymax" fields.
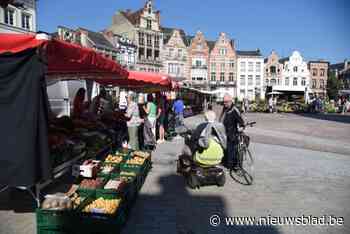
[{"xmin": 327, "ymin": 72, "xmax": 341, "ymax": 100}]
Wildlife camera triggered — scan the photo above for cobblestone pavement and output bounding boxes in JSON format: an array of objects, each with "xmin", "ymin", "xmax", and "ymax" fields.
[{"xmin": 1, "ymin": 114, "xmax": 350, "ymax": 234}]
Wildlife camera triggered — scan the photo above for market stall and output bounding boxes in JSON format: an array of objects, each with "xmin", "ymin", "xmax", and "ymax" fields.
[{"xmin": 0, "ymin": 33, "xmax": 128, "ymax": 201}]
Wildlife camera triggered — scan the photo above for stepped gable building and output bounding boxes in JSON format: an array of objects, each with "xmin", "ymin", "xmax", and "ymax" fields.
[
  {"xmin": 108, "ymin": 0, "xmax": 163, "ymax": 72},
  {"xmin": 209, "ymin": 32, "xmax": 237, "ymax": 99},
  {"xmin": 161, "ymin": 27, "xmax": 189, "ymax": 81},
  {"xmin": 187, "ymin": 31, "xmax": 210, "ymax": 89}
]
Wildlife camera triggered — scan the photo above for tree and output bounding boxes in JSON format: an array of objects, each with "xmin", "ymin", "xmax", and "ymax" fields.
[{"xmin": 327, "ymin": 72, "xmax": 341, "ymax": 100}]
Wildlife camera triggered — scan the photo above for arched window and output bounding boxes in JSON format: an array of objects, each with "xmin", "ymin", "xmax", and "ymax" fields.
[
  {"xmin": 293, "ymin": 77, "xmax": 298, "ymax": 86},
  {"xmin": 293, "ymin": 66, "xmax": 298, "ymax": 72}
]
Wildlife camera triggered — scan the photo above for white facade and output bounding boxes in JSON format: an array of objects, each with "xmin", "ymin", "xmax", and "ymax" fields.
[
  {"xmin": 191, "ymin": 57, "xmax": 208, "ymax": 85},
  {"xmin": 273, "ymin": 51, "xmax": 310, "ymax": 95},
  {"xmin": 237, "ymin": 57, "xmax": 264, "ymax": 101},
  {"xmin": 0, "ymin": 1, "xmax": 36, "ymax": 33}
]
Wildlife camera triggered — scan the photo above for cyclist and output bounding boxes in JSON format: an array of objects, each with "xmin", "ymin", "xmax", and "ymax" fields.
[{"xmin": 219, "ymin": 94, "xmax": 245, "ymax": 170}]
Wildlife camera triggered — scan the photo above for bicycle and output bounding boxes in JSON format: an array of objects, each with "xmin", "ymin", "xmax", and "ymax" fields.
[{"xmin": 229, "ymin": 121, "xmax": 256, "ymax": 185}]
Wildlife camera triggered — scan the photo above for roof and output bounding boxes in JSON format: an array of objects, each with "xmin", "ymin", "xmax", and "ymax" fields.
[
  {"xmin": 279, "ymin": 57, "xmax": 289, "ymax": 64},
  {"xmin": 329, "ymin": 62, "xmax": 345, "ymax": 71},
  {"xmin": 120, "ymin": 9, "xmax": 143, "ymax": 26},
  {"xmin": 79, "ymin": 28, "xmax": 114, "ymax": 49},
  {"xmin": 236, "ymin": 50, "xmax": 262, "ymax": 57},
  {"xmin": 161, "ymin": 27, "xmax": 188, "ymax": 46}
]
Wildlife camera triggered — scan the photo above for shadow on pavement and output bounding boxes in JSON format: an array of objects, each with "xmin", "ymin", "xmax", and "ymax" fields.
[
  {"xmin": 294, "ymin": 113, "xmax": 350, "ymax": 124},
  {"xmin": 122, "ymin": 174, "xmax": 281, "ymax": 234}
]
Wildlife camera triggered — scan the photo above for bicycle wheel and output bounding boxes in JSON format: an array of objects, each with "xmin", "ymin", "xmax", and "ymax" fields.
[{"xmin": 230, "ymin": 147, "xmax": 254, "ymax": 185}]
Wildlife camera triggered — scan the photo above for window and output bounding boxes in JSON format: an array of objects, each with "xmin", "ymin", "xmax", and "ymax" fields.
[
  {"xmin": 211, "ymin": 72, "xmax": 216, "ymax": 81},
  {"xmin": 147, "ymin": 20, "xmax": 152, "ymax": 29},
  {"xmin": 320, "ymin": 80, "xmax": 325, "ymax": 88},
  {"xmin": 4, "ymin": 8, "xmax": 15, "ymax": 25},
  {"xmin": 229, "ymin": 72, "xmax": 234, "ymax": 82},
  {"xmin": 248, "ymin": 62, "xmax": 254, "ymax": 72},
  {"xmin": 293, "ymin": 66, "xmax": 298, "ymax": 72},
  {"xmin": 277, "ymin": 79, "xmax": 281, "ymax": 85},
  {"xmin": 256, "ymin": 75, "xmax": 261, "ymax": 86},
  {"xmin": 154, "ymin": 35, "xmax": 160, "ymax": 48},
  {"xmin": 293, "ymin": 77, "xmax": 298, "ymax": 86},
  {"xmin": 154, "ymin": 50, "xmax": 159, "ymax": 59},
  {"xmin": 138, "ymin": 47, "xmax": 145, "ymax": 59},
  {"xmin": 211, "ymin": 63, "xmax": 216, "ymax": 69},
  {"xmin": 256, "ymin": 62, "xmax": 261, "ymax": 72},
  {"xmin": 312, "ymin": 79, "xmax": 317, "ymax": 88},
  {"xmin": 139, "ymin": 32, "xmax": 145, "ymax": 46},
  {"xmin": 220, "ymin": 72, "xmax": 225, "ymax": 82},
  {"xmin": 169, "ymin": 48, "xmax": 174, "ymax": 57},
  {"xmin": 219, "ymin": 48, "xmax": 227, "ymax": 55},
  {"xmin": 195, "ymin": 60, "xmax": 202, "ymax": 67},
  {"xmin": 240, "ymin": 89, "xmax": 246, "ymax": 96},
  {"xmin": 229, "ymin": 60, "xmax": 235, "ymax": 69},
  {"xmin": 240, "ymin": 75, "xmax": 245, "ymax": 86},
  {"xmin": 240, "ymin": 62, "xmax": 246, "ymax": 72},
  {"xmin": 146, "ymin": 34, "xmax": 152, "ymax": 46},
  {"xmin": 21, "ymin": 13, "xmax": 31, "ymax": 30},
  {"xmin": 248, "ymin": 75, "xmax": 253, "ymax": 86},
  {"xmin": 285, "ymin": 77, "xmax": 289, "ymax": 86},
  {"xmin": 320, "ymin": 68, "xmax": 325, "ymax": 77},
  {"xmin": 270, "ymin": 66, "xmax": 276, "ymax": 74},
  {"xmin": 271, "ymin": 79, "xmax": 276, "ymax": 86},
  {"xmin": 221, "ymin": 63, "xmax": 225, "ymax": 71},
  {"xmin": 266, "ymin": 79, "xmax": 269, "ymax": 85},
  {"xmin": 312, "ymin": 68, "xmax": 317, "ymax": 76},
  {"xmin": 178, "ymin": 49, "xmax": 182, "ymax": 57},
  {"xmin": 301, "ymin": 78, "xmax": 306, "ymax": 86},
  {"xmin": 146, "ymin": 48, "xmax": 152, "ymax": 59}
]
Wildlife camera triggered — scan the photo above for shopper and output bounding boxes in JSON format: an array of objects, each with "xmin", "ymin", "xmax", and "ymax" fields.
[
  {"xmin": 72, "ymin": 88, "xmax": 88, "ymax": 118},
  {"xmin": 125, "ymin": 92, "xmax": 140, "ymax": 150},
  {"xmin": 138, "ymin": 95, "xmax": 147, "ymax": 150},
  {"xmin": 157, "ymin": 94, "xmax": 166, "ymax": 144},
  {"xmin": 144, "ymin": 94, "xmax": 157, "ymax": 137},
  {"xmin": 173, "ymin": 95, "xmax": 185, "ymax": 131},
  {"xmin": 269, "ymin": 97, "xmax": 273, "ymax": 113}
]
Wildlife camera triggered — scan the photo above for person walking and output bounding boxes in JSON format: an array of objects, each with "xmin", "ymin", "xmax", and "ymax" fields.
[
  {"xmin": 138, "ymin": 95, "xmax": 147, "ymax": 150},
  {"xmin": 268, "ymin": 96, "xmax": 273, "ymax": 113},
  {"xmin": 125, "ymin": 92, "xmax": 141, "ymax": 150},
  {"xmin": 173, "ymin": 95, "xmax": 185, "ymax": 131},
  {"xmin": 220, "ymin": 94, "xmax": 245, "ymax": 170},
  {"xmin": 157, "ymin": 94, "xmax": 167, "ymax": 144},
  {"xmin": 143, "ymin": 94, "xmax": 157, "ymax": 138}
]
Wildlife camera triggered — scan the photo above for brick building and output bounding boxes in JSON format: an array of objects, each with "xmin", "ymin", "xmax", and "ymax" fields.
[
  {"xmin": 308, "ymin": 61, "xmax": 329, "ymax": 97},
  {"xmin": 208, "ymin": 32, "xmax": 237, "ymax": 99},
  {"xmin": 187, "ymin": 31, "xmax": 210, "ymax": 90},
  {"xmin": 108, "ymin": 0, "xmax": 163, "ymax": 73}
]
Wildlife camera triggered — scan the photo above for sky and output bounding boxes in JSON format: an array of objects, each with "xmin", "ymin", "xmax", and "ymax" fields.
[{"xmin": 37, "ymin": 0, "xmax": 350, "ymax": 63}]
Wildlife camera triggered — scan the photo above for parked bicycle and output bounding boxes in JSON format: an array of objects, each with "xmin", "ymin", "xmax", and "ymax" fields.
[{"xmin": 230, "ymin": 121, "xmax": 256, "ymax": 185}]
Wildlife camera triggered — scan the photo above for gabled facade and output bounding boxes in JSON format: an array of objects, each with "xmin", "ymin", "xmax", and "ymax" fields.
[
  {"xmin": 275, "ymin": 51, "xmax": 310, "ymax": 95},
  {"xmin": 264, "ymin": 50, "xmax": 284, "ymax": 89},
  {"xmin": 161, "ymin": 27, "xmax": 189, "ymax": 80},
  {"xmin": 237, "ymin": 50, "xmax": 264, "ymax": 101},
  {"xmin": 108, "ymin": 0, "xmax": 163, "ymax": 73},
  {"xmin": 0, "ymin": 0, "xmax": 37, "ymax": 33},
  {"xmin": 209, "ymin": 32, "xmax": 237, "ymax": 98},
  {"xmin": 329, "ymin": 59, "xmax": 350, "ymax": 92},
  {"xmin": 187, "ymin": 31, "xmax": 210, "ymax": 89}
]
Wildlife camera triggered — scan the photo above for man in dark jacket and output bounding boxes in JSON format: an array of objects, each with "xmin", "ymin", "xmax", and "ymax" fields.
[{"xmin": 219, "ymin": 94, "xmax": 245, "ymax": 170}]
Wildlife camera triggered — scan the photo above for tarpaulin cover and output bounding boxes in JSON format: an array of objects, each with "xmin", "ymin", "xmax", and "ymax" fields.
[
  {"xmin": 0, "ymin": 48, "xmax": 51, "ymax": 187},
  {"xmin": 0, "ymin": 34, "xmax": 128, "ymax": 79},
  {"xmin": 96, "ymin": 71, "xmax": 173, "ymax": 90}
]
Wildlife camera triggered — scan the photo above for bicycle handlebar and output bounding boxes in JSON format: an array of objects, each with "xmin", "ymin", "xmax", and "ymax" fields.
[{"xmin": 243, "ymin": 121, "xmax": 256, "ymax": 128}]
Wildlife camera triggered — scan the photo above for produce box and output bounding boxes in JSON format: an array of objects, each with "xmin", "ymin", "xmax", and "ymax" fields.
[{"xmin": 76, "ymin": 177, "xmax": 107, "ymax": 198}]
